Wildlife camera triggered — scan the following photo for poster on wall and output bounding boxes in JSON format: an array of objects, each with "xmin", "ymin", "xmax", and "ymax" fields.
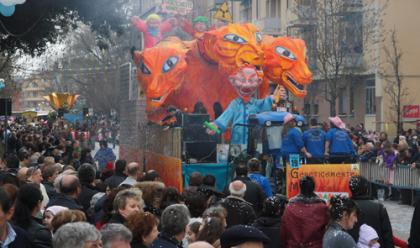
[{"xmin": 403, "ymin": 105, "xmax": 420, "ymax": 119}]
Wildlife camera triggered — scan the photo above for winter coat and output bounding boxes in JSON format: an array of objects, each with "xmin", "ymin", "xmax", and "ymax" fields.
[
  {"xmin": 151, "ymin": 232, "xmax": 183, "ymax": 248},
  {"xmin": 224, "ymin": 176, "xmax": 266, "ymax": 215},
  {"xmin": 43, "ymin": 181, "xmax": 57, "ymax": 199},
  {"xmin": 348, "ymin": 195, "xmax": 394, "ymax": 248},
  {"xmin": 47, "ymin": 193, "xmax": 83, "ymax": 211},
  {"xmin": 9, "ymin": 224, "xmax": 32, "ymax": 248},
  {"xmin": 104, "ymin": 173, "xmax": 127, "ymax": 189},
  {"xmin": 253, "ymin": 216, "xmax": 282, "ymax": 248},
  {"xmin": 280, "ymin": 194, "xmax": 329, "ymax": 248},
  {"xmin": 24, "ymin": 217, "xmax": 53, "ymax": 248},
  {"xmin": 409, "ymin": 199, "xmax": 420, "ymax": 248},
  {"xmin": 323, "ymin": 222, "xmax": 357, "ymax": 248},
  {"xmin": 108, "ymin": 213, "xmax": 126, "ymax": 225},
  {"xmin": 220, "ymin": 195, "xmax": 257, "ymax": 228},
  {"xmin": 131, "ymin": 238, "xmax": 148, "ymax": 248},
  {"xmin": 78, "ymin": 183, "xmax": 99, "ymax": 212}
]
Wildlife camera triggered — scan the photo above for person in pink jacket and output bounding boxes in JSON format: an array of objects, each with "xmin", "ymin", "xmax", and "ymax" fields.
[{"xmin": 131, "ymin": 14, "xmax": 177, "ymax": 48}]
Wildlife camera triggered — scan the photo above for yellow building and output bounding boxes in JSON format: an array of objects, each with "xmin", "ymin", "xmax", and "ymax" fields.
[
  {"xmin": 229, "ymin": 0, "xmax": 420, "ymax": 136},
  {"xmin": 19, "ymin": 75, "xmax": 51, "ymax": 111}
]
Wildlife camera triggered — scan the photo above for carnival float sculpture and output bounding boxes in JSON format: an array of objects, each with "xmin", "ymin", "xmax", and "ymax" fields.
[
  {"xmin": 44, "ymin": 92, "xmax": 79, "ymax": 112},
  {"xmin": 132, "ymin": 18, "xmax": 313, "ymax": 125}
]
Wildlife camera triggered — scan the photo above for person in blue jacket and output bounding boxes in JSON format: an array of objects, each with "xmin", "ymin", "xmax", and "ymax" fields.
[
  {"xmin": 303, "ymin": 118, "xmax": 326, "ymax": 164},
  {"xmin": 281, "ymin": 113, "xmax": 311, "ymax": 164},
  {"xmin": 247, "ymin": 158, "xmax": 272, "ymax": 197},
  {"xmin": 324, "ymin": 116, "xmax": 356, "ymax": 163}
]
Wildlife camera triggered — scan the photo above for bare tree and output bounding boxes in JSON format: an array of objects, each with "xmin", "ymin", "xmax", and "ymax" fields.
[
  {"xmin": 290, "ymin": 0, "xmax": 385, "ymax": 116},
  {"xmin": 380, "ymin": 29, "xmax": 408, "ymax": 133}
]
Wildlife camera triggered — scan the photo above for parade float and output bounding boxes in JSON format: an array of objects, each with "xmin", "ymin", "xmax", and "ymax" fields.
[{"xmin": 129, "ymin": 10, "xmax": 358, "ymax": 198}]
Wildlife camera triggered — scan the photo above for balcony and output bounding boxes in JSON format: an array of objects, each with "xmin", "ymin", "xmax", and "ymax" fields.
[
  {"xmin": 342, "ymin": 53, "xmax": 364, "ymax": 69},
  {"xmin": 254, "ymin": 17, "xmax": 282, "ymax": 35}
]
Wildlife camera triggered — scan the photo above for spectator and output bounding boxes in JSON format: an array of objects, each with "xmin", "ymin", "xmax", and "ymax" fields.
[
  {"xmin": 41, "ymin": 163, "xmax": 60, "ymax": 198},
  {"xmin": 151, "ymin": 204, "xmax": 190, "ymax": 248},
  {"xmin": 281, "ymin": 113, "xmax": 312, "ymax": 163},
  {"xmin": 5, "ymin": 153, "xmax": 19, "ymax": 169},
  {"xmin": 119, "ymin": 162, "xmax": 141, "ymax": 186},
  {"xmin": 323, "ymin": 195, "xmax": 359, "ymax": 248},
  {"xmin": 225, "ymin": 163, "xmax": 265, "ymax": 215},
  {"xmin": 253, "ymin": 195, "xmax": 288, "ymax": 248},
  {"xmin": 189, "ymin": 241, "xmax": 214, "ymax": 248},
  {"xmin": 247, "ymin": 158, "xmax": 273, "ymax": 197},
  {"xmin": 13, "ymin": 183, "xmax": 52, "ymax": 248},
  {"xmin": 136, "ymin": 181, "xmax": 165, "ymax": 216},
  {"xmin": 280, "ymin": 176, "xmax": 329, "ymax": 248},
  {"xmin": 183, "ymin": 189, "xmax": 207, "ymax": 217},
  {"xmin": 94, "ymin": 140, "xmax": 116, "ymax": 171},
  {"xmin": 0, "ymin": 187, "xmax": 31, "ymax": 247},
  {"xmin": 160, "ymin": 187, "xmax": 183, "ymax": 211},
  {"xmin": 50, "ymin": 209, "xmax": 87, "ymax": 233},
  {"xmin": 43, "ymin": 205, "xmax": 68, "ymax": 231},
  {"xmin": 220, "ymin": 225, "xmax": 269, "ymax": 248},
  {"xmin": 47, "ymin": 174, "xmax": 83, "ymax": 210},
  {"xmin": 78, "ymin": 163, "xmax": 99, "ymax": 213},
  {"xmin": 220, "ymin": 180, "xmax": 256, "ymax": 227},
  {"xmin": 378, "ymin": 141, "xmax": 397, "ymax": 196},
  {"xmin": 53, "ymin": 222, "xmax": 102, "ymax": 248},
  {"xmin": 104, "ymin": 159, "xmax": 127, "ymax": 189},
  {"xmin": 348, "ymin": 176, "xmax": 394, "ymax": 248},
  {"xmin": 357, "ymin": 224, "xmax": 381, "ymax": 248},
  {"xmin": 109, "ymin": 188, "xmax": 143, "ymax": 224},
  {"xmin": 359, "ymin": 142, "xmax": 377, "ymax": 162},
  {"xmin": 144, "ymin": 170, "xmax": 160, "ymax": 182},
  {"xmin": 126, "ymin": 211, "xmax": 159, "ymax": 248},
  {"xmin": 196, "ymin": 216, "xmax": 225, "ymax": 248},
  {"xmin": 186, "ymin": 219, "xmax": 202, "ymax": 245},
  {"xmin": 101, "ymin": 223, "xmax": 132, "ymax": 248},
  {"xmin": 188, "ymin": 172, "xmax": 203, "ymax": 192},
  {"xmin": 303, "ymin": 118, "xmax": 326, "ymax": 164},
  {"xmin": 325, "ymin": 116, "xmax": 356, "ymax": 163},
  {"xmin": 27, "ymin": 165, "xmax": 49, "ymax": 208}
]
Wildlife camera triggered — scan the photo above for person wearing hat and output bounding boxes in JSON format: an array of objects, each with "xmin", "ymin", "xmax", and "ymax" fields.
[
  {"xmin": 281, "ymin": 113, "xmax": 312, "ymax": 165},
  {"xmin": 131, "ymin": 14, "xmax": 177, "ymax": 48},
  {"xmin": 220, "ymin": 225, "xmax": 270, "ymax": 248},
  {"xmin": 180, "ymin": 16, "xmax": 209, "ymax": 39},
  {"xmin": 325, "ymin": 116, "xmax": 356, "ymax": 163}
]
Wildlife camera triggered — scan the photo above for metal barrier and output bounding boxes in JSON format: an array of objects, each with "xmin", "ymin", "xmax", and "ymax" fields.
[{"xmin": 359, "ymin": 162, "xmax": 420, "ymax": 190}]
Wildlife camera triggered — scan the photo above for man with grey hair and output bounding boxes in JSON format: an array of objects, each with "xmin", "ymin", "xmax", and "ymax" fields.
[
  {"xmin": 151, "ymin": 204, "xmax": 190, "ymax": 248},
  {"xmin": 119, "ymin": 162, "xmax": 140, "ymax": 186},
  {"xmin": 101, "ymin": 223, "xmax": 132, "ymax": 248},
  {"xmin": 53, "ymin": 222, "xmax": 102, "ymax": 248},
  {"xmin": 220, "ymin": 180, "xmax": 256, "ymax": 227},
  {"xmin": 47, "ymin": 173, "xmax": 83, "ymax": 210}
]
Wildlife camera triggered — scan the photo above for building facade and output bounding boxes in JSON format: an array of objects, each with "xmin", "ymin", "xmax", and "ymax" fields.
[
  {"xmin": 19, "ymin": 75, "xmax": 51, "ymax": 111},
  {"xmin": 229, "ymin": 0, "xmax": 420, "ymax": 136}
]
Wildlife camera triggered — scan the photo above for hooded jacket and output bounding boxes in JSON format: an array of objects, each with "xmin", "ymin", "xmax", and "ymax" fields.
[{"xmin": 280, "ymin": 194, "xmax": 329, "ymax": 248}]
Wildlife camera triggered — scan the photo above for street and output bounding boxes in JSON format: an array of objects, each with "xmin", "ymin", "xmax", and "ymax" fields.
[{"xmin": 383, "ymin": 200, "xmax": 414, "ymax": 241}]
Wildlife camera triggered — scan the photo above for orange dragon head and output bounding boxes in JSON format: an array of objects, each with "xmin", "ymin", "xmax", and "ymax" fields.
[
  {"xmin": 199, "ymin": 23, "xmax": 264, "ymax": 75},
  {"xmin": 262, "ymin": 36, "xmax": 313, "ymax": 98},
  {"xmin": 134, "ymin": 38, "xmax": 188, "ymax": 112}
]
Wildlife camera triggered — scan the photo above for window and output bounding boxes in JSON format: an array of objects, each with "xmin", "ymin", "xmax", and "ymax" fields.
[
  {"xmin": 341, "ymin": 12, "xmax": 363, "ymax": 54},
  {"xmin": 365, "ymin": 80, "xmax": 376, "ymax": 114},
  {"xmin": 313, "ymin": 104, "xmax": 319, "ymax": 115},
  {"xmin": 304, "ymin": 103, "xmax": 311, "ymax": 115},
  {"xmin": 349, "ymin": 84, "xmax": 354, "ymax": 115},
  {"xmin": 265, "ymin": 0, "xmax": 279, "ymax": 18},
  {"xmin": 240, "ymin": 1, "xmax": 252, "ymax": 22},
  {"xmin": 338, "ymin": 87, "xmax": 346, "ymax": 115}
]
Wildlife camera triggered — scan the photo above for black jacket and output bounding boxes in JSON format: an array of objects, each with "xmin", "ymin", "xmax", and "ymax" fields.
[
  {"xmin": 151, "ymin": 232, "xmax": 183, "ymax": 248},
  {"xmin": 220, "ymin": 196, "xmax": 257, "ymax": 228},
  {"xmin": 8, "ymin": 224, "xmax": 32, "ymax": 248},
  {"xmin": 78, "ymin": 183, "xmax": 99, "ymax": 212},
  {"xmin": 42, "ymin": 181, "xmax": 56, "ymax": 199},
  {"xmin": 253, "ymin": 216, "xmax": 282, "ymax": 248},
  {"xmin": 108, "ymin": 213, "xmax": 126, "ymax": 225},
  {"xmin": 348, "ymin": 196, "xmax": 394, "ymax": 248},
  {"xmin": 104, "ymin": 173, "xmax": 127, "ymax": 189},
  {"xmin": 47, "ymin": 193, "xmax": 83, "ymax": 210},
  {"xmin": 224, "ymin": 176, "xmax": 266, "ymax": 215},
  {"xmin": 409, "ymin": 199, "xmax": 420, "ymax": 248},
  {"xmin": 131, "ymin": 238, "xmax": 148, "ymax": 248},
  {"xmin": 24, "ymin": 217, "xmax": 52, "ymax": 248}
]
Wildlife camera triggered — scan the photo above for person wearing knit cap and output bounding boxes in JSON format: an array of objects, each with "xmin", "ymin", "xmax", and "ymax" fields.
[
  {"xmin": 131, "ymin": 13, "xmax": 177, "ymax": 48},
  {"xmin": 357, "ymin": 224, "xmax": 380, "ymax": 248},
  {"xmin": 180, "ymin": 16, "xmax": 209, "ymax": 39},
  {"xmin": 43, "ymin": 206, "xmax": 69, "ymax": 231},
  {"xmin": 220, "ymin": 225, "xmax": 270, "ymax": 248}
]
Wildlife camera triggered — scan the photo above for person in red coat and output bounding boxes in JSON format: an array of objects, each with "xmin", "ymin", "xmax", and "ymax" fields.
[{"xmin": 280, "ymin": 176, "xmax": 329, "ymax": 248}]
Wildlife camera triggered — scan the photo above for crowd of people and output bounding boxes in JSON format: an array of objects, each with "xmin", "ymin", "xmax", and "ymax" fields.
[{"xmin": 0, "ymin": 115, "xmax": 418, "ymax": 248}]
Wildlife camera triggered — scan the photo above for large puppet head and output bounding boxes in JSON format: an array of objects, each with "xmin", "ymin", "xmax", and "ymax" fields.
[
  {"xmin": 262, "ymin": 36, "xmax": 313, "ymax": 98},
  {"xmin": 134, "ymin": 38, "xmax": 188, "ymax": 112},
  {"xmin": 229, "ymin": 65, "xmax": 262, "ymax": 100},
  {"xmin": 200, "ymin": 23, "xmax": 264, "ymax": 75}
]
